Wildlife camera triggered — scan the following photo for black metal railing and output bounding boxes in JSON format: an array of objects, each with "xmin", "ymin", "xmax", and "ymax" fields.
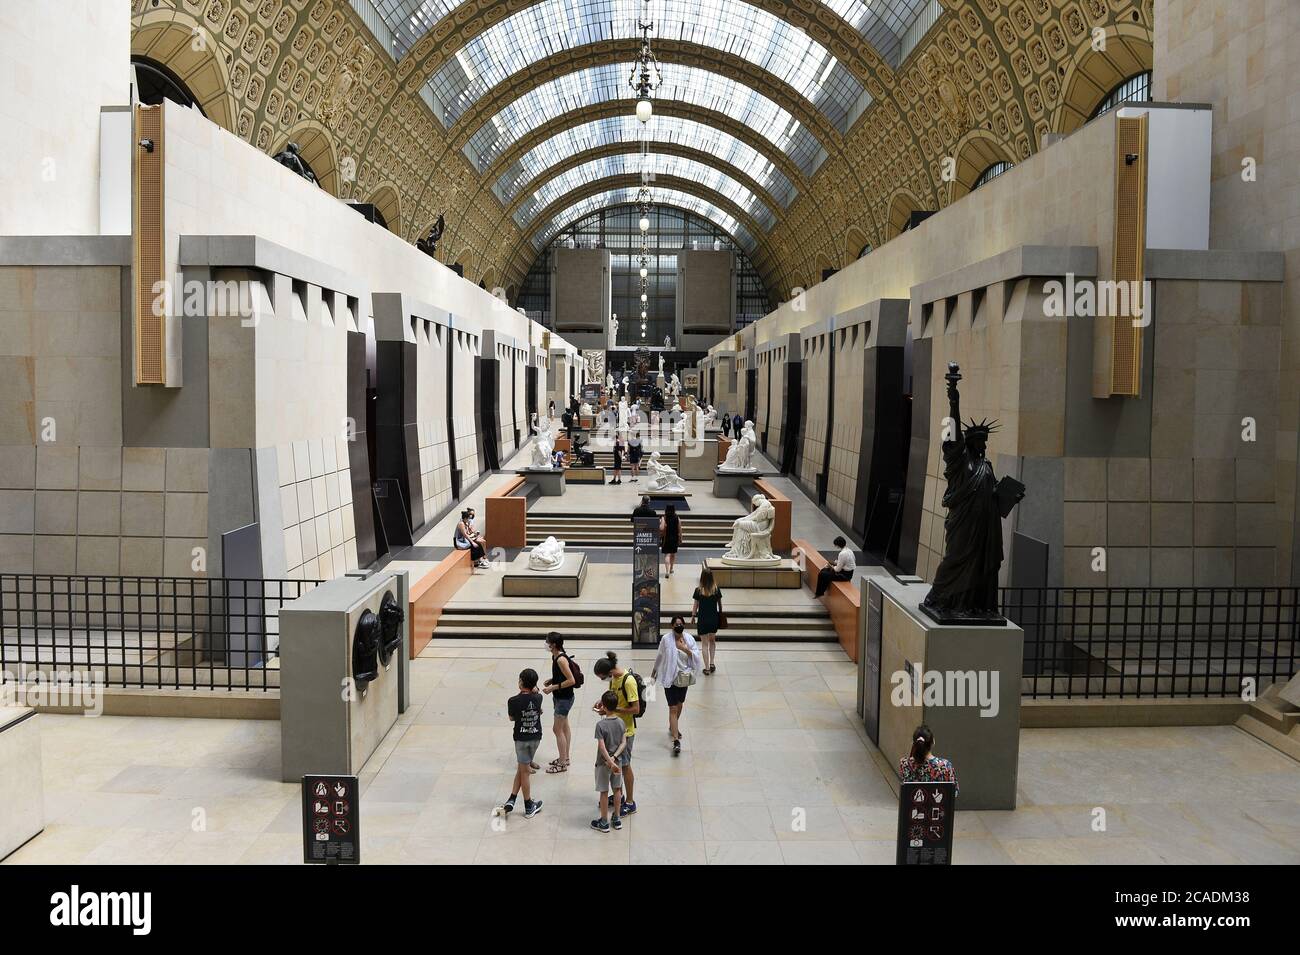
[
  {"xmin": 1004, "ymin": 586, "xmax": 1300, "ymax": 699},
  {"xmin": 0, "ymin": 574, "xmax": 318, "ymax": 692}
]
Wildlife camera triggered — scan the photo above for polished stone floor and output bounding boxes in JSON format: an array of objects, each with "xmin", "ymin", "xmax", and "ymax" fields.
[{"xmin": 7, "ymin": 639, "xmax": 1300, "ymax": 865}]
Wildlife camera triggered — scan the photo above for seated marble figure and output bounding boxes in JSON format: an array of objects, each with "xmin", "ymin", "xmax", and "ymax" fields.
[
  {"xmin": 528, "ymin": 536, "xmax": 566, "ymax": 571},
  {"xmin": 646, "ymin": 451, "xmax": 687, "ymax": 492},
  {"xmin": 723, "ymin": 493, "xmax": 777, "ymax": 564},
  {"xmin": 719, "ymin": 420, "xmax": 758, "ymax": 472}
]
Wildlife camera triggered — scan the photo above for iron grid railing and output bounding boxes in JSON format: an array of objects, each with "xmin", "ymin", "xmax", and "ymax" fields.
[
  {"xmin": 0, "ymin": 574, "xmax": 319, "ymax": 692},
  {"xmin": 1004, "ymin": 586, "xmax": 1300, "ymax": 700}
]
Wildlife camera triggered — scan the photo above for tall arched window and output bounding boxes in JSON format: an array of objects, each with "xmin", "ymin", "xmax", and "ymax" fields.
[
  {"xmin": 131, "ymin": 56, "xmax": 204, "ymax": 114},
  {"xmin": 1090, "ymin": 71, "xmax": 1152, "ymax": 120},
  {"xmin": 973, "ymin": 161, "xmax": 1013, "ymax": 190}
]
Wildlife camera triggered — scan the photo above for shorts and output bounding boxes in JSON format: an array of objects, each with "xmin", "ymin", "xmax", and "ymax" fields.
[
  {"xmin": 664, "ymin": 684, "xmax": 689, "ymax": 706},
  {"xmin": 553, "ymin": 696, "xmax": 575, "ymax": 717},
  {"xmin": 595, "ymin": 763, "xmax": 624, "ymax": 792},
  {"xmin": 618, "ymin": 735, "xmax": 635, "ymax": 766},
  {"xmin": 514, "ymin": 739, "xmax": 541, "ymax": 765}
]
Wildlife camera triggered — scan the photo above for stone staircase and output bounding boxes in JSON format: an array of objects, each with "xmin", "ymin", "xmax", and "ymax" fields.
[
  {"xmin": 431, "ymin": 606, "xmax": 837, "ymax": 644},
  {"xmin": 526, "ymin": 513, "xmax": 734, "ymax": 547},
  {"xmin": 1235, "ymin": 683, "xmax": 1300, "ymax": 761}
]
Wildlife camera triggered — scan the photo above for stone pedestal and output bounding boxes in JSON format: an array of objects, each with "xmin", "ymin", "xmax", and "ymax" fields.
[
  {"xmin": 646, "ymin": 489, "xmax": 691, "ymax": 499},
  {"xmin": 704, "ymin": 557, "xmax": 801, "ymax": 588},
  {"xmin": 713, "ymin": 468, "xmax": 758, "ymax": 498},
  {"xmin": 280, "ymin": 572, "xmax": 406, "ymax": 782},
  {"xmin": 516, "ymin": 468, "xmax": 566, "ymax": 495},
  {"xmin": 503, "ymin": 552, "xmax": 588, "ymax": 597},
  {"xmin": 677, "ymin": 441, "xmax": 717, "ymax": 480},
  {"xmin": 0, "ymin": 707, "xmax": 43, "ymax": 860},
  {"xmin": 869, "ymin": 574, "xmax": 1023, "ymax": 811}
]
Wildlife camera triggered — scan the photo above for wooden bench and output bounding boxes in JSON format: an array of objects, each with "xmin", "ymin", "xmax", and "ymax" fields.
[
  {"xmin": 792, "ymin": 537, "xmax": 860, "ymax": 662},
  {"xmin": 407, "ymin": 549, "xmax": 473, "ymax": 656},
  {"xmin": 717, "ymin": 436, "xmax": 731, "ymax": 464},
  {"xmin": 753, "ymin": 478, "xmax": 791, "ymax": 552},
  {"xmin": 485, "ymin": 475, "xmax": 528, "ymax": 548}
]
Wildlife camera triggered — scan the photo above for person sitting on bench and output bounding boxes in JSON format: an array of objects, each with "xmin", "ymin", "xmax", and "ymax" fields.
[
  {"xmin": 815, "ymin": 536, "xmax": 856, "ymax": 596},
  {"xmin": 454, "ymin": 509, "xmax": 490, "ymax": 568}
]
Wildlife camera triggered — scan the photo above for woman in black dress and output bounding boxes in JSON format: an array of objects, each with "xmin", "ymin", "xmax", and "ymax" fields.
[
  {"xmin": 627, "ymin": 436, "xmax": 643, "ymax": 482},
  {"xmin": 691, "ymin": 567, "xmax": 723, "ymax": 674},
  {"xmin": 659, "ymin": 504, "xmax": 681, "ymax": 577}
]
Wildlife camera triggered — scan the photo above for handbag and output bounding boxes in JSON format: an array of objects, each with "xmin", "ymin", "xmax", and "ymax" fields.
[{"xmin": 673, "ymin": 668, "xmax": 696, "ymax": 688}]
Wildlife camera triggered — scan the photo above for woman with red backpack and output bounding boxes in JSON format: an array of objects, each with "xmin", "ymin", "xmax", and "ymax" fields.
[{"xmin": 542, "ymin": 633, "xmax": 582, "ymax": 773}]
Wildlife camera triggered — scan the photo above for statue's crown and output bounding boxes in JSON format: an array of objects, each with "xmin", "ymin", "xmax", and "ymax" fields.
[{"xmin": 964, "ymin": 417, "xmax": 999, "ymax": 438}]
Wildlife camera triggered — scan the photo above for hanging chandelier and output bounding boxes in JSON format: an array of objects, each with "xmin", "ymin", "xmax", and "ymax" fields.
[{"xmin": 629, "ymin": 0, "xmax": 662, "ymax": 125}]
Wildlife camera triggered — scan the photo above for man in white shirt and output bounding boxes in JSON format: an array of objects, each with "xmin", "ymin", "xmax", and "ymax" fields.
[{"xmin": 815, "ymin": 535, "xmax": 857, "ymax": 597}]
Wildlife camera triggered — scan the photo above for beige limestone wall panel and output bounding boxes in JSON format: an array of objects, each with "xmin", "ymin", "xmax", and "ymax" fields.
[
  {"xmin": 272, "ymin": 435, "xmax": 357, "ymax": 582},
  {"xmin": 415, "ymin": 324, "xmax": 452, "ymax": 524}
]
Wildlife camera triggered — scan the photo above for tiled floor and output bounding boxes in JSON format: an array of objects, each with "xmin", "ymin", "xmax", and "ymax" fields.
[{"xmin": 8, "ymin": 641, "xmax": 1300, "ymax": 865}]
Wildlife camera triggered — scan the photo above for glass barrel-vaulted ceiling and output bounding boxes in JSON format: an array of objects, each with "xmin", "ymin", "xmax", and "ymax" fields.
[
  {"xmin": 532, "ymin": 188, "xmax": 756, "ymax": 253},
  {"xmin": 512, "ymin": 153, "xmax": 777, "ymax": 232},
  {"xmin": 423, "ymin": 0, "xmax": 864, "ymax": 131},
  {"xmin": 492, "ymin": 115, "xmax": 798, "ymax": 209},
  {"xmin": 465, "ymin": 62, "xmax": 826, "ymax": 176}
]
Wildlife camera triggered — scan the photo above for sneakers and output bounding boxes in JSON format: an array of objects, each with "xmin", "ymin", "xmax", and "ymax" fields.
[
  {"xmin": 619, "ymin": 800, "xmax": 638, "ymax": 817},
  {"xmin": 611, "ymin": 814, "xmax": 623, "ymax": 830},
  {"xmin": 524, "ymin": 799, "xmax": 543, "ymax": 818},
  {"xmin": 503, "ymin": 795, "xmax": 517, "ymax": 814},
  {"xmin": 590, "ymin": 818, "xmax": 611, "ymax": 833}
]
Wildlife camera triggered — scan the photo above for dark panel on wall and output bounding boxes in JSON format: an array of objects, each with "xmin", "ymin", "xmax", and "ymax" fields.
[
  {"xmin": 376, "ymin": 339, "xmax": 424, "ymax": 534},
  {"xmin": 477, "ymin": 356, "xmax": 500, "ymax": 471},
  {"xmin": 446, "ymin": 339, "xmax": 460, "ymax": 500},
  {"xmin": 818, "ymin": 345, "xmax": 836, "ymax": 506},
  {"xmin": 855, "ymin": 346, "xmax": 908, "ymax": 563},
  {"xmin": 897, "ymin": 336, "xmax": 931, "ymax": 574},
  {"xmin": 347, "ymin": 330, "xmax": 379, "ymax": 567},
  {"xmin": 526, "ymin": 365, "xmax": 538, "ymax": 420},
  {"xmin": 744, "ymin": 368, "xmax": 757, "ymax": 426},
  {"xmin": 792, "ymin": 357, "xmax": 808, "ymax": 480},
  {"xmin": 782, "ymin": 363, "xmax": 802, "ymax": 475}
]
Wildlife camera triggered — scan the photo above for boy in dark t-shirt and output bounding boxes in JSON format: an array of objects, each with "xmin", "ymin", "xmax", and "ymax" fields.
[{"xmin": 504, "ymin": 669, "xmax": 544, "ymax": 818}]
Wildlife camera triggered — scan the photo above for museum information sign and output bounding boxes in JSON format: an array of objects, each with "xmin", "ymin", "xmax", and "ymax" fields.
[
  {"xmin": 896, "ymin": 780, "xmax": 955, "ymax": 865},
  {"xmin": 632, "ymin": 517, "xmax": 661, "ymax": 647},
  {"xmin": 303, "ymin": 774, "xmax": 360, "ymax": 864}
]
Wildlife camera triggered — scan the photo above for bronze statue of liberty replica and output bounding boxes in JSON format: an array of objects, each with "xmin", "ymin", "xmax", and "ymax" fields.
[{"xmin": 920, "ymin": 363, "xmax": 1025, "ymax": 625}]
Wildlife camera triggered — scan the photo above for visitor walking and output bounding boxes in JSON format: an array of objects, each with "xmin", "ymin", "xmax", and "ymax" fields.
[
  {"xmin": 627, "ymin": 433, "xmax": 643, "ymax": 482},
  {"xmin": 542, "ymin": 632, "xmax": 577, "ymax": 774},
  {"xmin": 659, "ymin": 504, "xmax": 681, "ymax": 577},
  {"xmin": 691, "ymin": 567, "xmax": 723, "ymax": 675},
  {"xmin": 592, "ymin": 652, "xmax": 639, "ymax": 815},
  {"xmin": 503, "ymin": 668, "xmax": 544, "ymax": 818},
  {"xmin": 610, "ymin": 435, "xmax": 624, "ymax": 484},
  {"xmin": 898, "ymin": 724, "xmax": 959, "ymax": 795},
  {"xmin": 590, "ymin": 689, "xmax": 627, "ymax": 833},
  {"xmin": 651, "ymin": 615, "xmax": 702, "ymax": 757},
  {"xmin": 815, "ymin": 536, "xmax": 857, "ymax": 596},
  {"xmin": 454, "ymin": 509, "xmax": 489, "ymax": 568},
  {"xmin": 631, "ymin": 495, "xmax": 656, "ymax": 522}
]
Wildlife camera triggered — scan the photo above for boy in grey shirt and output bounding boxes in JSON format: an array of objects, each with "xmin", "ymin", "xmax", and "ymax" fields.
[{"xmin": 591, "ymin": 690, "xmax": 627, "ymax": 833}]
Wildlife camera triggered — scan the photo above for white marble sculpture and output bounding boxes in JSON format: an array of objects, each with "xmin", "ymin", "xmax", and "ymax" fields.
[
  {"xmin": 529, "ymin": 413, "xmax": 556, "ymax": 470},
  {"xmin": 606, "ymin": 373, "xmax": 614, "ymax": 392},
  {"xmin": 579, "ymin": 400, "xmax": 593, "ymax": 416},
  {"xmin": 722, "ymin": 494, "xmax": 778, "ymax": 565},
  {"xmin": 669, "ymin": 373, "xmax": 681, "ymax": 396},
  {"xmin": 617, "ymin": 396, "xmax": 630, "ymax": 435},
  {"xmin": 647, "ymin": 452, "xmax": 687, "ymax": 492},
  {"xmin": 719, "ymin": 420, "xmax": 758, "ymax": 472},
  {"xmin": 529, "ymin": 536, "xmax": 566, "ymax": 571},
  {"xmin": 658, "ymin": 354, "xmax": 665, "ymax": 377},
  {"xmin": 703, "ymin": 404, "xmax": 718, "ymax": 427}
]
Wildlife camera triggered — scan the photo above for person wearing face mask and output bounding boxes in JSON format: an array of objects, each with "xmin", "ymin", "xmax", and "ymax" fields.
[{"xmin": 651, "ymin": 615, "xmax": 703, "ymax": 757}]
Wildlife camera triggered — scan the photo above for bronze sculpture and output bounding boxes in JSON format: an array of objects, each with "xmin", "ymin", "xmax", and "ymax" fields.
[{"xmin": 920, "ymin": 362, "xmax": 1024, "ymax": 625}]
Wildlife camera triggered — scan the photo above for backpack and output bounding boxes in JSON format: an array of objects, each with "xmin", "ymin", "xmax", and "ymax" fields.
[
  {"xmin": 621, "ymin": 671, "xmax": 648, "ymax": 718},
  {"xmin": 565, "ymin": 654, "xmax": 585, "ymax": 689}
]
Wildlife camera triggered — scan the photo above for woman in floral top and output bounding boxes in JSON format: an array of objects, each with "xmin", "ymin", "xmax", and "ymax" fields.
[{"xmin": 898, "ymin": 724, "xmax": 959, "ymax": 796}]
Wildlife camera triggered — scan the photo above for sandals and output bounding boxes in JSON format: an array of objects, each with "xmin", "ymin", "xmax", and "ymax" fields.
[
  {"xmin": 546, "ymin": 762, "xmax": 569, "ymax": 774},
  {"xmin": 672, "ymin": 736, "xmax": 682, "ymax": 757}
]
